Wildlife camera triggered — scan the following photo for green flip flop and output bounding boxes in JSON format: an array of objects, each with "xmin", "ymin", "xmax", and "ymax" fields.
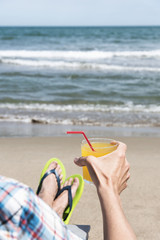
[
  {"xmin": 56, "ymin": 174, "xmax": 84, "ymax": 225},
  {"xmin": 36, "ymin": 158, "xmax": 66, "ymax": 196}
]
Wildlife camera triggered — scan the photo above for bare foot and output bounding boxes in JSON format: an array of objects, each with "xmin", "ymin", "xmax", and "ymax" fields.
[
  {"xmin": 52, "ymin": 177, "xmax": 79, "ymax": 219},
  {"xmin": 38, "ymin": 162, "xmax": 63, "ymax": 207}
]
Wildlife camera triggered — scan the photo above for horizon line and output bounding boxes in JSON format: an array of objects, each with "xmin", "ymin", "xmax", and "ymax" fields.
[{"xmin": 0, "ymin": 25, "xmax": 160, "ymax": 28}]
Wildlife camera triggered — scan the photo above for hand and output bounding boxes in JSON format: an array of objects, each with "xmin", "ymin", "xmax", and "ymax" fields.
[{"xmin": 74, "ymin": 142, "xmax": 130, "ymax": 195}]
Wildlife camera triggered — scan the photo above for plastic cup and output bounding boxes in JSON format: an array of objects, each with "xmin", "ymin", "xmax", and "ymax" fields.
[{"xmin": 81, "ymin": 138, "xmax": 118, "ymax": 183}]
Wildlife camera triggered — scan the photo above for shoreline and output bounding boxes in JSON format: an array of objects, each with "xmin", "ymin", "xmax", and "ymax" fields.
[
  {"xmin": 0, "ymin": 136, "xmax": 160, "ymax": 239},
  {"xmin": 0, "ymin": 121, "xmax": 160, "ymax": 138}
]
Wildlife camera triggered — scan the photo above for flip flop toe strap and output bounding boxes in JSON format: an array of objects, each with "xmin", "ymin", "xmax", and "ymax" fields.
[
  {"xmin": 56, "ymin": 186, "xmax": 73, "ymax": 221},
  {"xmin": 36, "ymin": 169, "xmax": 60, "ymax": 195}
]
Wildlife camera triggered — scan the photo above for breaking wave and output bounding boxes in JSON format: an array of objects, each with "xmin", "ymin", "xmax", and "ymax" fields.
[
  {"xmin": 0, "ymin": 102, "xmax": 159, "ymax": 113},
  {"xmin": 1, "ymin": 58, "xmax": 160, "ymax": 72},
  {"xmin": 1, "ymin": 50, "xmax": 160, "ymax": 59}
]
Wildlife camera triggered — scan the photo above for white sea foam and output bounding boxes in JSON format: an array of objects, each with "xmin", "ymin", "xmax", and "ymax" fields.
[
  {"xmin": 0, "ymin": 102, "xmax": 160, "ymax": 127},
  {"xmin": 1, "ymin": 58, "xmax": 160, "ymax": 72},
  {"xmin": 0, "ymin": 103, "xmax": 159, "ymax": 113},
  {"xmin": 0, "ymin": 114, "xmax": 81, "ymax": 125},
  {"xmin": 0, "ymin": 113, "xmax": 159, "ymax": 128},
  {"xmin": 0, "ymin": 114, "xmax": 31, "ymax": 123},
  {"xmin": 1, "ymin": 50, "xmax": 160, "ymax": 60},
  {"xmin": 1, "ymin": 49, "xmax": 160, "ymax": 71}
]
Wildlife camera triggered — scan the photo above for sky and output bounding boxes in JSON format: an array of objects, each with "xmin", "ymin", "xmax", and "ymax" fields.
[{"xmin": 0, "ymin": 0, "xmax": 160, "ymax": 26}]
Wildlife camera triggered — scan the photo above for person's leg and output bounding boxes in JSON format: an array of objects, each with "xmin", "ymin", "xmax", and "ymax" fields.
[
  {"xmin": 37, "ymin": 163, "xmax": 80, "ymax": 220},
  {"xmin": 37, "ymin": 161, "xmax": 63, "ymax": 206},
  {"xmin": 52, "ymin": 177, "xmax": 79, "ymax": 219},
  {"xmin": 0, "ymin": 175, "xmax": 82, "ymax": 240}
]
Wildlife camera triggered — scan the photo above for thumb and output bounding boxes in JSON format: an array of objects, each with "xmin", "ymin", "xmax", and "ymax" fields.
[{"xmin": 74, "ymin": 156, "xmax": 88, "ymax": 167}]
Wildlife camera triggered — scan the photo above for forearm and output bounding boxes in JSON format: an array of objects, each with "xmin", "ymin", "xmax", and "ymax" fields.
[{"xmin": 97, "ymin": 186, "xmax": 136, "ymax": 240}]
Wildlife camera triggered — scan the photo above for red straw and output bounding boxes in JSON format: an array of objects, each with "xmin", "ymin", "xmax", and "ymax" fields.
[{"xmin": 67, "ymin": 131, "xmax": 95, "ymax": 151}]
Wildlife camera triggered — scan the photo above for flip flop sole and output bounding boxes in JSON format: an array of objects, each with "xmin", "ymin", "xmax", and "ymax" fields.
[
  {"xmin": 39, "ymin": 158, "xmax": 66, "ymax": 187},
  {"xmin": 63, "ymin": 174, "xmax": 84, "ymax": 224}
]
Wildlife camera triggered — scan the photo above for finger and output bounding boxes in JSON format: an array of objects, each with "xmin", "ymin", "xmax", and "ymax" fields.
[
  {"xmin": 118, "ymin": 169, "xmax": 130, "ymax": 194},
  {"xmin": 121, "ymin": 171, "xmax": 130, "ymax": 186},
  {"xmin": 110, "ymin": 140, "xmax": 118, "ymax": 146},
  {"xmin": 74, "ymin": 156, "xmax": 88, "ymax": 167},
  {"xmin": 120, "ymin": 161, "xmax": 130, "ymax": 180},
  {"xmin": 113, "ymin": 142, "xmax": 127, "ymax": 164},
  {"xmin": 116, "ymin": 141, "xmax": 127, "ymax": 154},
  {"xmin": 119, "ymin": 181, "xmax": 128, "ymax": 194}
]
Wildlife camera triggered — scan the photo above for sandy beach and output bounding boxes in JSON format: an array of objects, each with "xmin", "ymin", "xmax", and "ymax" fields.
[{"xmin": 0, "ymin": 136, "xmax": 160, "ymax": 240}]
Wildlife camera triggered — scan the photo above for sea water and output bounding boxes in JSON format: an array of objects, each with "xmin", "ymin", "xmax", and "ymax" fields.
[{"xmin": 0, "ymin": 26, "xmax": 160, "ymax": 136}]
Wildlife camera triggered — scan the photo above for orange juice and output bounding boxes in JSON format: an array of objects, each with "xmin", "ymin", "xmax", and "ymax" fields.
[{"xmin": 81, "ymin": 138, "xmax": 118, "ymax": 182}]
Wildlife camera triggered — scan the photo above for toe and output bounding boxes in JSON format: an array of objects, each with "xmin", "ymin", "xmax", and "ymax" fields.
[
  {"xmin": 48, "ymin": 162, "xmax": 63, "ymax": 182},
  {"xmin": 64, "ymin": 179, "xmax": 71, "ymax": 187},
  {"xmin": 71, "ymin": 177, "xmax": 79, "ymax": 197},
  {"xmin": 68, "ymin": 178, "xmax": 73, "ymax": 185},
  {"xmin": 56, "ymin": 165, "xmax": 63, "ymax": 181},
  {"xmin": 49, "ymin": 162, "xmax": 57, "ymax": 171}
]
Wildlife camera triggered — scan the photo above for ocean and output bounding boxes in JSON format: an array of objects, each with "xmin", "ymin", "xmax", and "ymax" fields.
[{"xmin": 0, "ymin": 26, "xmax": 160, "ymax": 137}]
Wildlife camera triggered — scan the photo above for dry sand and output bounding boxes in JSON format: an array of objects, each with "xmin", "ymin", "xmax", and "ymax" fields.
[{"xmin": 0, "ymin": 136, "xmax": 160, "ymax": 240}]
